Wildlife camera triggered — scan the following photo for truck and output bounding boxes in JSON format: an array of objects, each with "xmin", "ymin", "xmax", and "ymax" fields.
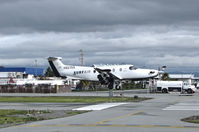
[{"xmin": 156, "ymin": 81, "xmax": 197, "ymax": 94}]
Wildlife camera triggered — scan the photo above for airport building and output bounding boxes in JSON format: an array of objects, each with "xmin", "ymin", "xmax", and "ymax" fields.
[
  {"xmin": 169, "ymin": 74, "xmax": 194, "ymax": 85},
  {"xmin": 0, "ymin": 67, "xmax": 44, "ymax": 78},
  {"xmin": 0, "ymin": 67, "xmax": 72, "ymax": 93}
]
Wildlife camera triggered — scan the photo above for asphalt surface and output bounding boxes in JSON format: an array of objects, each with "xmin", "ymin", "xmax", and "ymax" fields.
[{"xmin": 1, "ymin": 91, "xmax": 199, "ymax": 132}]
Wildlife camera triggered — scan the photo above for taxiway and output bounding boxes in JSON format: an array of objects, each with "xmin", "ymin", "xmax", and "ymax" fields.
[{"xmin": 0, "ymin": 91, "xmax": 199, "ymax": 132}]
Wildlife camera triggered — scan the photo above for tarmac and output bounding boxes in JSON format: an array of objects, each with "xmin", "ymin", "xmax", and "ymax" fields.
[{"xmin": 0, "ymin": 90, "xmax": 199, "ymax": 132}]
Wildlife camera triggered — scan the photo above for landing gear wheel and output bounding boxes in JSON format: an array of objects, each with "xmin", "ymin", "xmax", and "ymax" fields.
[
  {"xmin": 115, "ymin": 85, "xmax": 121, "ymax": 90},
  {"xmin": 187, "ymin": 89, "xmax": 192, "ymax": 94},
  {"xmin": 162, "ymin": 88, "xmax": 168, "ymax": 93}
]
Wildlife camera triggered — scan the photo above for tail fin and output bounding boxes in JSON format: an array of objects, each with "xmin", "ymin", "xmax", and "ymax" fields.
[{"xmin": 47, "ymin": 57, "xmax": 65, "ymax": 77}]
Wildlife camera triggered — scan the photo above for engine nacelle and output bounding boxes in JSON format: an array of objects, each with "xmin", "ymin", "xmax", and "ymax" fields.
[
  {"xmin": 97, "ymin": 72, "xmax": 122, "ymax": 90},
  {"xmin": 97, "ymin": 74, "xmax": 109, "ymax": 85}
]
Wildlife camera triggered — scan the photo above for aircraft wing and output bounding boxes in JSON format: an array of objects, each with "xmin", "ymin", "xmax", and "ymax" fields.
[
  {"xmin": 95, "ymin": 68, "xmax": 111, "ymax": 73},
  {"xmin": 94, "ymin": 68, "xmax": 121, "ymax": 80}
]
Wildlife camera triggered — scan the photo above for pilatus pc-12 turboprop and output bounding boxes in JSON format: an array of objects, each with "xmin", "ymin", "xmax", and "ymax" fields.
[{"xmin": 48, "ymin": 57, "xmax": 159, "ymax": 89}]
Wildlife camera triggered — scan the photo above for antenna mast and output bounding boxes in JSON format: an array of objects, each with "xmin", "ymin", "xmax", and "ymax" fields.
[{"xmin": 80, "ymin": 49, "xmax": 84, "ymax": 66}]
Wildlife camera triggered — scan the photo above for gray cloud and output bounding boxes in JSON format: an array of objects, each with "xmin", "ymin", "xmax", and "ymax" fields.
[
  {"xmin": 1, "ymin": 27, "xmax": 199, "ymax": 68},
  {"xmin": 0, "ymin": 0, "xmax": 199, "ymax": 33},
  {"xmin": 0, "ymin": 0, "xmax": 199, "ymax": 74}
]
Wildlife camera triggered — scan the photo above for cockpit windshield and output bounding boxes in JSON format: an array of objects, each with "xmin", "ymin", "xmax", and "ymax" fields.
[{"xmin": 129, "ymin": 66, "xmax": 137, "ymax": 70}]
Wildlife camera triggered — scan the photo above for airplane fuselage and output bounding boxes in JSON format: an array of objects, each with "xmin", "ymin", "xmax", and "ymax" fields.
[
  {"xmin": 63, "ymin": 65, "xmax": 158, "ymax": 81},
  {"xmin": 48, "ymin": 57, "xmax": 159, "ymax": 81}
]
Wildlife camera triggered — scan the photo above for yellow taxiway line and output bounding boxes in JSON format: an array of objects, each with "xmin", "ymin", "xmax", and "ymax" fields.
[
  {"xmin": 22, "ymin": 111, "xmax": 199, "ymax": 129},
  {"xmin": 96, "ymin": 111, "xmax": 144, "ymax": 124}
]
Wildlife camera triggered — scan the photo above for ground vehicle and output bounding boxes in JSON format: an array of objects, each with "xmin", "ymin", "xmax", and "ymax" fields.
[{"xmin": 156, "ymin": 81, "xmax": 197, "ymax": 94}]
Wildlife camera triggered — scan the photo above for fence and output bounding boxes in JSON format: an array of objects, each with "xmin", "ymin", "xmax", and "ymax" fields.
[{"xmin": 0, "ymin": 84, "xmax": 71, "ymax": 93}]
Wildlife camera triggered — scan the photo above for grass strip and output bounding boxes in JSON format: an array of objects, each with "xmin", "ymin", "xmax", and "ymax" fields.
[
  {"xmin": 0, "ymin": 109, "xmax": 88, "ymax": 127},
  {"xmin": 181, "ymin": 116, "xmax": 199, "ymax": 124},
  {"xmin": 0, "ymin": 110, "xmax": 38, "ymax": 126},
  {"xmin": 187, "ymin": 120, "xmax": 199, "ymax": 124},
  {"xmin": 0, "ymin": 96, "xmax": 150, "ymax": 103}
]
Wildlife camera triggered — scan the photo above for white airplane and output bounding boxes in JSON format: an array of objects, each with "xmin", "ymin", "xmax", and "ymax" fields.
[{"xmin": 47, "ymin": 57, "xmax": 159, "ymax": 89}]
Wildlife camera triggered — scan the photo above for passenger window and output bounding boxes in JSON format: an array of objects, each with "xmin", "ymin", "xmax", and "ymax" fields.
[
  {"xmin": 93, "ymin": 70, "xmax": 96, "ymax": 73},
  {"xmin": 119, "ymin": 68, "xmax": 122, "ymax": 71},
  {"xmin": 112, "ymin": 68, "xmax": 115, "ymax": 72}
]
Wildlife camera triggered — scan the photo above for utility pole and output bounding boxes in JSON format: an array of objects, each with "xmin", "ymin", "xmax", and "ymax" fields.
[
  {"xmin": 80, "ymin": 49, "xmax": 84, "ymax": 66},
  {"xmin": 35, "ymin": 59, "xmax": 37, "ymax": 76}
]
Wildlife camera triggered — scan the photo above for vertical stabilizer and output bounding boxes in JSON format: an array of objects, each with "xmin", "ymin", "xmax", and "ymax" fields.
[{"xmin": 47, "ymin": 57, "xmax": 64, "ymax": 77}]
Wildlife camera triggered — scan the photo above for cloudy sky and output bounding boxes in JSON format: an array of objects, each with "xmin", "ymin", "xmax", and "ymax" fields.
[{"xmin": 0, "ymin": 0, "xmax": 199, "ymax": 73}]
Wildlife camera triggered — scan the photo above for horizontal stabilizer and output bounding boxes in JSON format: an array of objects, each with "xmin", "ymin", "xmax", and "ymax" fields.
[{"xmin": 47, "ymin": 57, "xmax": 62, "ymax": 61}]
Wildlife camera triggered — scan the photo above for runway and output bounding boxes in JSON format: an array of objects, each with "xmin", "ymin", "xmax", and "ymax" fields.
[{"xmin": 0, "ymin": 92, "xmax": 199, "ymax": 132}]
